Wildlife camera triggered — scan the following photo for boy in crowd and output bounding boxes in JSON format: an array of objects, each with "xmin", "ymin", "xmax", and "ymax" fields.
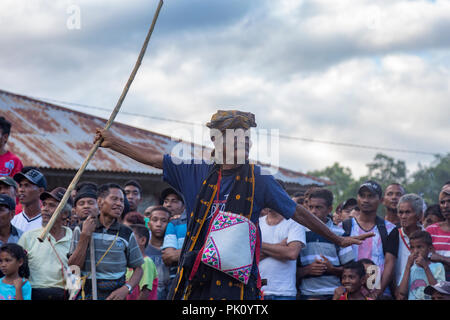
[
  {"xmin": 297, "ymin": 188, "xmax": 354, "ymax": 300},
  {"xmin": 144, "ymin": 206, "xmax": 171, "ymax": 299},
  {"xmin": 424, "ymin": 280, "xmax": 450, "ymax": 300},
  {"xmin": 397, "ymin": 230, "xmax": 445, "ymax": 300},
  {"xmin": 422, "ymin": 204, "xmax": 444, "ymax": 229},
  {"xmin": 333, "ymin": 260, "xmax": 372, "ymax": 300},
  {"xmin": 126, "ymin": 224, "xmax": 158, "ymax": 300}
]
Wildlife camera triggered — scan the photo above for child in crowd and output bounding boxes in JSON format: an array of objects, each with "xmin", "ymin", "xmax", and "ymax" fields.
[
  {"xmin": 0, "ymin": 243, "xmax": 31, "ymax": 300},
  {"xmin": 333, "ymin": 260, "xmax": 373, "ymax": 300},
  {"xmin": 397, "ymin": 230, "xmax": 446, "ymax": 300},
  {"xmin": 126, "ymin": 224, "xmax": 158, "ymax": 300},
  {"xmin": 422, "ymin": 204, "xmax": 444, "ymax": 229}
]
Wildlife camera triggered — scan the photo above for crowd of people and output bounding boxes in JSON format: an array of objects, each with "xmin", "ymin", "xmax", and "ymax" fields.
[{"xmin": 0, "ymin": 114, "xmax": 449, "ymax": 301}]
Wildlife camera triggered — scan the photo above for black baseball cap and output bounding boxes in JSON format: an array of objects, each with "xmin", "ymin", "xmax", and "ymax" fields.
[
  {"xmin": 342, "ymin": 198, "xmax": 357, "ymax": 209},
  {"xmin": 14, "ymin": 169, "xmax": 47, "ymax": 189},
  {"xmin": 160, "ymin": 187, "xmax": 184, "ymax": 204},
  {"xmin": 0, "ymin": 194, "xmax": 15, "ymax": 210},
  {"xmin": 0, "ymin": 176, "xmax": 18, "ymax": 189},
  {"xmin": 358, "ymin": 180, "xmax": 382, "ymax": 198}
]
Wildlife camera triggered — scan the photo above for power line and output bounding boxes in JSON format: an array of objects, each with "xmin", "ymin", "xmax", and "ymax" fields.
[{"xmin": 34, "ymin": 95, "xmax": 439, "ymax": 156}]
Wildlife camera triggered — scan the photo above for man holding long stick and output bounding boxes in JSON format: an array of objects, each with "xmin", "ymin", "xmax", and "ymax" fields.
[{"xmin": 94, "ymin": 110, "xmax": 374, "ymax": 300}]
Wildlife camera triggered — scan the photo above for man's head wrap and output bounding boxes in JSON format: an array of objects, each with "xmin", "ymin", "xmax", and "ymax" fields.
[{"xmin": 206, "ymin": 110, "xmax": 257, "ymax": 131}]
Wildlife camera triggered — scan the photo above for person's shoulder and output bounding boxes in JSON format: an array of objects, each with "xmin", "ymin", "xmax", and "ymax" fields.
[{"xmin": 425, "ymin": 223, "xmax": 440, "ymax": 233}]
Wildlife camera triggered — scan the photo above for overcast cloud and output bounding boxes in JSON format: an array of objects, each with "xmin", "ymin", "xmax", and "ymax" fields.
[{"xmin": 0, "ymin": 0, "xmax": 449, "ymax": 179}]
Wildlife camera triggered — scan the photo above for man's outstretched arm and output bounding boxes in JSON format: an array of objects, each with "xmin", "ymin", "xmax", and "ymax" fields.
[
  {"xmin": 95, "ymin": 128, "xmax": 164, "ymax": 169},
  {"xmin": 291, "ymin": 204, "xmax": 374, "ymax": 248}
]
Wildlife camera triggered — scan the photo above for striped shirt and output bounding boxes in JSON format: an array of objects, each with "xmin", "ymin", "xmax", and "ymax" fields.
[
  {"xmin": 69, "ymin": 219, "xmax": 144, "ymax": 280},
  {"xmin": 298, "ymin": 218, "xmax": 354, "ymax": 296},
  {"xmin": 426, "ymin": 223, "xmax": 450, "ymax": 257}
]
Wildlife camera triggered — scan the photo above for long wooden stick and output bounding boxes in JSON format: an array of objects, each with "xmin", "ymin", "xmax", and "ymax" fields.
[
  {"xmin": 90, "ymin": 236, "xmax": 98, "ymax": 300},
  {"xmin": 38, "ymin": 0, "xmax": 164, "ymax": 242}
]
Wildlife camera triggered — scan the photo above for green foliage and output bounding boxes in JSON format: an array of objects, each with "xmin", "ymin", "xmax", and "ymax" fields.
[{"xmin": 307, "ymin": 152, "xmax": 450, "ymax": 210}]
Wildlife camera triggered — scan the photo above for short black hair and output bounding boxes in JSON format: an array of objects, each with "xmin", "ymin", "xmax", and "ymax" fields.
[
  {"xmin": 149, "ymin": 205, "xmax": 171, "ymax": 218},
  {"xmin": 0, "ymin": 117, "xmax": 11, "ymax": 136},
  {"xmin": 97, "ymin": 183, "xmax": 123, "ymax": 199},
  {"xmin": 424, "ymin": 204, "xmax": 444, "ymax": 220},
  {"xmin": 130, "ymin": 224, "xmax": 150, "ymax": 248},
  {"xmin": 343, "ymin": 260, "xmax": 366, "ymax": 279},
  {"xmin": 308, "ymin": 188, "xmax": 334, "ymax": 208},
  {"xmin": 410, "ymin": 230, "xmax": 433, "ymax": 247},
  {"xmin": 124, "ymin": 180, "xmax": 142, "ymax": 193}
]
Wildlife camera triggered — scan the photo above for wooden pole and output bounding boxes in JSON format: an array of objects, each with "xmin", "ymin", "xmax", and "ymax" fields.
[{"xmin": 38, "ymin": 0, "xmax": 164, "ymax": 242}]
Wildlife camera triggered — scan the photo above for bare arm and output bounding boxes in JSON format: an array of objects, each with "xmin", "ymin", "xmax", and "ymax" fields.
[
  {"xmin": 291, "ymin": 204, "xmax": 374, "ymax": 247},
  {"xmin": 67, "ymin": 216, "xmax": 97, "ymax": 268},
  {"xmin": 379, "ymin": 252, "xmax": 396, "ymax": 295},
  {"xmin": 95, "ymin": 128, "xmax": 164, "ymax": 169},
  {"xmin": 261, "ymin": 239, "xmax": 302, "ymax": 261},
  {"xmin": 162, "ymin": 247, "xmax": 181, "ymax": 266},
  {"xmin": 396, "ymin": 252, "xmax": 415, "ymax": 300}
]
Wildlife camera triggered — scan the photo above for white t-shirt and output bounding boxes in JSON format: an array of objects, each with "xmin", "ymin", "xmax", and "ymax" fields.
[
  {"xmin": 259, "ymin": 215, "xmax": 306, "ymax": 297},
  {"xmin": 11, "ymin": 211, "xmax": 42, "ymax": 234}
]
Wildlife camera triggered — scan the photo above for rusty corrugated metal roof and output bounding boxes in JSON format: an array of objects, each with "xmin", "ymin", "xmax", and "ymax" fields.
[{"xmin": 0, "ymin": 89, "xmax": 331, "ymax": 186}]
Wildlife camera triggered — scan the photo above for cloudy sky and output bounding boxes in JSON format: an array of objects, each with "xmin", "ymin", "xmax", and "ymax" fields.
[{"xmin": 1, "ymin": 0, "xmax": 449, "ymax": 179}]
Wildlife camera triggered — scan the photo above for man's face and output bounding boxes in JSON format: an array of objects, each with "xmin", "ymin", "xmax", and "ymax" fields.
[
  {"xmin": 398, "ymin": 202, "xmax": 420, "ymax": 229},
  {"xmin": 163, "ymin": 194, "xmax": 184, "ymax": 217},
  {"xmin": 357, "ymin": 189, "xmax": 380, "ymax": 214},
  {"xmin": 0, "ymin": 183, "xmax": 16, "ymax": 199},
  {"xmin": 148, "ymin": 210, "xmax": 169, "ymax": 239},
  {"xmin": 41, "ymin": 198, "xmax": 66, "ymax": 227},
  {"xmin": 383, "ymin": 185, "xmax": 405, "ymax": 211},
  {"xmin": 17, "ymin": 179, "xmax": 43, "ymax": 206},
  {"xmin": 211, "ymin": 129, "xmax": 251, "ymax": 165},
  {"xmin": 98, "ymin": 188, "xmax": 124, "ymax": 220},
  {"xmin": 75, "ymin": 197, "xmax": 98, "ymax": 221},
  {"xmin": 439, "ymin": 191, "xmax": 450, "ymax": 221},
  {"xmin": 308, "ymin": 197, "xmax": 331, "ymax": 223},
  {"xmin": 124, "ymin": 185, "xmax": 141, "ymax": 212},
  {"xmin": 0, "ymin": 204, "xmax": 13, "ymax": 228}
]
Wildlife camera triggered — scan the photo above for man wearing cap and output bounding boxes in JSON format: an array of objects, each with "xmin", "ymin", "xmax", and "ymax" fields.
[
  {"xmin": 0, "ymin": 194, "xmax": 22, "ymax": 246},
  {"xmin": 160, "ymin": 187, "xmax": 187, "ymax": 297},
  {"xmin": 95, "ymin": 110, "xmax": 373, "ymax": 300},
  {"xmin": 0, "ymin": 176, "xmax": 21, "ymax": 215},
  {"xmin": 426, "ymin": 187, "xmax": 450, "ymax": 280},
  {"xmin": 342, "ymin": 180, "xmax": 399, "ymax": 299},
  {"xmin": 339, "ymin": 198, "xmax": 358, "ymax": 223},
  {"xmin": 18, "ymin": 187, "xmax": 73, "ymax": 300},
  {"xmin": 11, "ymin": 168, "xmax": 47, "ymax": 233},
  {"xmin": 424, "ymin": 280, "xmax": 450, "ymax": 300}
]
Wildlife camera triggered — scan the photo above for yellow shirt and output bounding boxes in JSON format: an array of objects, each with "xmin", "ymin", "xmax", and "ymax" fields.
[{"xmin": 18, "ymin": 227, "xmax": 72, "ymax": 289}]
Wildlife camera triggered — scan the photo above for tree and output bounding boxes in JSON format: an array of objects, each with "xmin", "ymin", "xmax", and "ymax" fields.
[
  {"xmin": 366, "ymin": 153, "xmax": 408, "ymax": 186},
  {"xmin": 406, "ymin": 153, "xmax": 450, "ymax": 205}
]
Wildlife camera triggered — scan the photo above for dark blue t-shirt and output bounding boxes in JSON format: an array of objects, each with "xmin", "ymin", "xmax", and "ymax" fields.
[{"xmin": 162, "ymin": 154, "xmax": 296, "ymax": 230}]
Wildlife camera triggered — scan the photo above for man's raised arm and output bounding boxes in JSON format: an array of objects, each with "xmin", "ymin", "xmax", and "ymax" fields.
[
  {"xmin": 291, "ymin": 204, "xmax": 374, "ymax": 248},
  {"xmin": 95, "ymin": 128, "xmax": 164, "ymax": 169}
]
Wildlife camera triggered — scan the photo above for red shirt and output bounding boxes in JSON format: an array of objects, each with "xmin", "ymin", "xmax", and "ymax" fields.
[
  {"xmin": 426, "ymin": 223, "xmax": 450, "ymax": 257},
  {"xmin": 0, "ymin": 150, "xmax": 23, "ymax": 177}
]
